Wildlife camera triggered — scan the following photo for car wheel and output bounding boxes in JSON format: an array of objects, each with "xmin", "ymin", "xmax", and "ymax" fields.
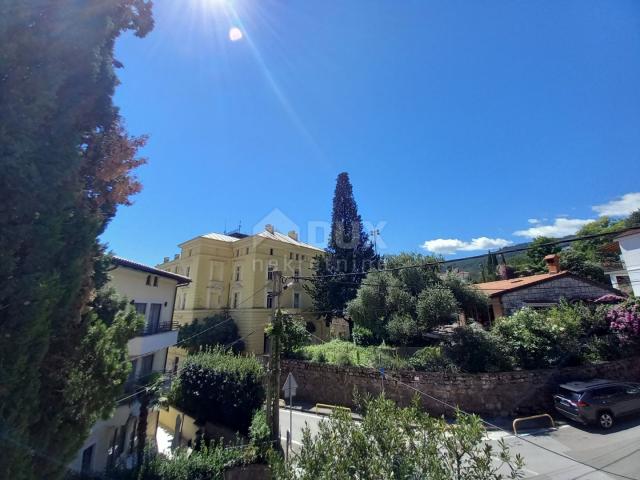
[{"xmin": 598, "ymin": 411, "xmax": 614, "ymax": 429}]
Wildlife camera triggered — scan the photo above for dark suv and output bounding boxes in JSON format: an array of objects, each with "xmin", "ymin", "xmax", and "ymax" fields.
[{"xmin": 554, "ymin": 379, "xmax": 640, "ymax": 429}]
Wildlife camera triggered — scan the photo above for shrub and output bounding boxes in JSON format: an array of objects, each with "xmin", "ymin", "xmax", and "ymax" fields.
[
  {"xmin": 352, "ymin": 325, "xmax": 376, "ymax": 346},
  {"xmin": 409, "ymin": 346, "xmax": 458, "ymax": 373},
  {"xmin": 266, "ymin": 311, "xmax": 311, "ymax": 357},
  {"xmin": 492, "ymin": 307, "xmax": 582, "ymax": 369},
  {"xmin": 444, "ymin": 325, "xmax": 511, "ymax": 373},
  {"xmin": 177, "ymin": 312, "xmax": 244, "ymax": 354},
  {"xmin": 274, "ymin": 395, "xmax": 524, "ymax": 479},
  {"xmin": 168, "ymin": 348, "xmax": 265, "ymax": 433},
  {"xmin": 608, "ymin": 298, "xmax": 640, "ymax": 342},
  {"xmin": 416, "ymin": 287, "xmax": 459, "ymax": 331},
  {"xmin": 334, "ymin": 350, "xmax": 352, "ymax": 366},
  {"xmin": 134, "ymin": 444, "xmax": 246, "ymax": 480},
  {"xmin": 385, "ymin": 313, "xmax": 419, "ymax": 346}
]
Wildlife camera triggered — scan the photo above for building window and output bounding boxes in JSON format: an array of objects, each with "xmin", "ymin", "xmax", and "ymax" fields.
[
  {"xmin": 236, "ymin": 249, "xmax": 239, "ymax": 257},
  {"xmin": 153, "ymin": 276, "xmax": 158, "ymax": 287},
  {"xmin": 174, "ymin": 266, "xmax": 179, "ymax": 274},
  {"xmin": 185, "ymin": 266, "xmax": 190, "ymax": 277},
  {"xmin": 140, "ymin": 354, "xmax": 154, "ymax": 378},
  {"xmin": 148, "ymin": 303, "xmax": 161, "ymax": 334},
  {"xmin": 294, "ymin": 269, "xmax": 300, "ymax": 282},
  {"xmin": 302, "ymin": 255, "xmax": 305, "ymax": 260},
  {"xmin": 267, "ymin": 265, "xmax": 274, "ymax": 280},
  {"xmin": 295, "ymin": 253, "xmax": 299, "ymax": 260},
  {"xmin": 246, "ymin": 247, "xmax": 249, "ymax": 255},
  {"xmin": 181, "ymin": 294, "xmax": 186, "ymax": 310},
  {"xmin": 134, "ymin": 302, "xmax": 147, "ymax": 317},
  {"xmin": 189, "ymin": 249, "xmax": 192, "ymax": 257},
  {"xmin": 266, "ymin": 291, "xmax": 273, "ymax": 309},
  {"xmin": 269, "ymin": 248, "xmax": 274, "ymax": 255},
  {"xmin": 289, "ymin": 252, "xmax": 293, "ymax": 259},
  {"xmin": 233, "ymin": 292, "xmax": 240, "ymax": 309},
  {"xmin": 293, "ymin": 292, "xmax": 300, "ymax": 309},
  {"xmin": 235, "ymin": 266, "xmax": 241, "ymax": 281},
  {"xmin": 145, "ymin": 275, "xmax": 151, "ymax": 285}
]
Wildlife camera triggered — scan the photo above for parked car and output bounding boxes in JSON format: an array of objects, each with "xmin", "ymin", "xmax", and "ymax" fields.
[{"xmin": 554, "ymin": 379, "xmax": 640, "ymax": 429}]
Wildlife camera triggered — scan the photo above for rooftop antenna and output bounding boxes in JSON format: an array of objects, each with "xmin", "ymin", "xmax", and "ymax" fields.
[
  {"xmin": 224, "ymin": 219, "xmax": 227, "ymax": 234},
  {"xmin": 238, "ymin": 220, "xmax": 242, "ymax": 232}
]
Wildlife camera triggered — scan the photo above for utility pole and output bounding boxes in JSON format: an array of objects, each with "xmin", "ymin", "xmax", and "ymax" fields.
[{"xmin": 266, "ymin": 270, "xmax": 283, "ymax": 447}]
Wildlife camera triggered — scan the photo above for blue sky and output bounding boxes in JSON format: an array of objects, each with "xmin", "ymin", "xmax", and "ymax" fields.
[{"xmin": 104, "ymin": 0, "xmax": 640, "ymax": 265}]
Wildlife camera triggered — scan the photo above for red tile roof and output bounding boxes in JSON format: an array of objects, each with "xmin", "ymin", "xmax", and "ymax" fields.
[{"xmin": 474, "ymin": 271, "xmax": 571, "ymax": 297}]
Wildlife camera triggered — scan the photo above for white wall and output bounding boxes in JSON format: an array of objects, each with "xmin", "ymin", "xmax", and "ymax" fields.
[
  {"xmin": 619, "ymin": 232, "xmax": 640, "ymax": 296},
  {"xmin": 109, "ymin": 267, "xmax": 178, "ymax": 331}
]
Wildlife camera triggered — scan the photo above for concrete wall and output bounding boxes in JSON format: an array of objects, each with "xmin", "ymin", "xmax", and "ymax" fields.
[
  {"xmin": 500, "ymin": 275, "xmax": 617, "ymax": 316},
  {"xmin": 281, "ymin": 357, "xmax": 640, "ymax": 417}
]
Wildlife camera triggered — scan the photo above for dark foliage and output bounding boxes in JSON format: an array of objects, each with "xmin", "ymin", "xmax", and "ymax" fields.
[{"xmin": 169, "ymin": 349, "xmax": 265, "ymax": 433}]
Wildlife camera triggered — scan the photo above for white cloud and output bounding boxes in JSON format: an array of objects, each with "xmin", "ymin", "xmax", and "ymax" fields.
[
  {"xmin": 592, "ymin": 192, "xmax": 640, "ymax": 217},
  {"xmin": 420, "ymin": 237, "xmax": 513, "ymax": 255},
  {"xmin": 513, "ymin": 218, "xmax": 592, "ymax": 238},
  {"xmin": 527, "ymin": 218, "xmax": 539, "ymax": 224}
]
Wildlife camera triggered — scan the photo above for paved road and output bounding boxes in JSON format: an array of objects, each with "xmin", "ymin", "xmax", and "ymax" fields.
[{"xmin": 279, "ymin": 408, "xmax": 640, "ymax": 479}]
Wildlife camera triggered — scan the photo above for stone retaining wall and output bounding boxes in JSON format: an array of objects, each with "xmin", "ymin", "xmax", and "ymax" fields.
[{"xmin": 281, "ymin": 357, "xmax": 640, "ymax": 417}]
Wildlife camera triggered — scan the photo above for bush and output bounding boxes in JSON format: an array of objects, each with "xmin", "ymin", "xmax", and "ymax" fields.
[
  {"xmin": 274, "ymin": 395, "xmax": 524, "ymax": 479},
  {"xmin": 177, "ymin": 312, "xmax": 244, "ymax": 354},
  {"xmin": 352, "ymin": 325, "xmax": 376, "ymax": 346},
  {"xmin": 608, "ymin": 297, "xmax": 640, "ymax": 342},
  {"xmin": 492, "ymin": 307, "xmax": 582, "ymax": 369},
  {"xmin": 409, "ymin": 346, "xmax": 458, "ymax": 373},
  {"xmin": 135, "ymin": 444, "xmax": 246, "ymax": 480},
  {"xmin": 444, "ymin": 325, "xmax": 511, "ymax": 373},
  {"xmin": 385, "ymin": 313, "xmax": 419, "ymax": 346},
  {"xmin": 266, "ymin": 311, "xmax": 310, "ymax": 357},
  {"xmin": 168, "ymin": 348, "xmax": 265, "ymax": 433},
  {"xmin": 416, "ymin": 287, "xmax": 459, "ymax": 330}
]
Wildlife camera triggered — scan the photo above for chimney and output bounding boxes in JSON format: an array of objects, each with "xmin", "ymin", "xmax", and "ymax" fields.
[
  {"xmin": 265, "ymin": 224, "xmax": 274, "ymax": 234},
  {"xmin": 544, "ymin": 254, "xmax": 561, "ymax": 274},
  {"xmin": 174, "ymin": 253, "xmax": 180, "ymax": 260},
  {"xmin": 288, "ymin": 230, "xmax": 298, "ymax": 241},
  {"xmin": 163, "ymin": 256, "xmax": 170, "ymax": 263}
]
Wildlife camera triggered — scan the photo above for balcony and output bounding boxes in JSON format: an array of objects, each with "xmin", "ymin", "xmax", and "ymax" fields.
[
  {"xmin": 127, "ymin": 322, "xmax": 178, "ymax": 358},
  {"xmin": 139, "ymin": 319, "xmax": 173, "ymax": 336}
]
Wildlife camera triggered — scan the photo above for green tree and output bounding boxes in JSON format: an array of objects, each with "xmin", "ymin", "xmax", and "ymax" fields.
[
  {"xmin": 559, "ymin": 249, "xmax": 607, "ymax": 283},
  {"xmin": 525, "ymin": 236, "xmax": 561, "ymax": 273},
  {"xmin": 571, "ymin": 217, "xmax": 626, "ymax": 264},
  {"xmin": 274, "ymin": 395, "xmax": 524, "ymax": 479},
  {"xmin": 626, "ymin": 209, "xmax": 640, "ymax": 228},
  {"xmin": 0, "ymin": 2, "xmax": 152, "ymax": 478},
  {"xmin": 485, "ymin": 251, "xmax": 499, "ymax": 281},
  {"xmin": 306, "ymin": 173, "xmax": 379, "ymax": 320},
  {"xmin": 265, "ymin": 312, "xmax": 311, "ymax": 356},
  {"xmin": 178, "ymin": 311, "xmax": 244, "ymax": 354}
]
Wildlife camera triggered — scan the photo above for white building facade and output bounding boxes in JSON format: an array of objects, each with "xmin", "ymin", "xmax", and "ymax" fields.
[
  {"xmin": 616, "ymin": 228, "xmax": 640, "ymax": 297},
  {"xmin": 68, "ymin": 257, "xmax": 190, "ymax": 475}
]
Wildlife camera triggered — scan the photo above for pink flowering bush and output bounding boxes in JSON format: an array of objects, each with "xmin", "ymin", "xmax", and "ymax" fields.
[{"xmin": 607, "ymin": 298, "xmax": 640, "ymax": 341}]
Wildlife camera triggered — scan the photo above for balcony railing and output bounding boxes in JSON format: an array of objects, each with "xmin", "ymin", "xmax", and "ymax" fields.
[{"xmin": 139, "ymin": 319, "xmax": 174, "ymax": 336}]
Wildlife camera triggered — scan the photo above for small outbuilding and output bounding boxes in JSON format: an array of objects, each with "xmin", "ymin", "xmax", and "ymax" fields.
[{"xmin": 474, "ymin": 254, "xmax": 622, "ymax": 322}]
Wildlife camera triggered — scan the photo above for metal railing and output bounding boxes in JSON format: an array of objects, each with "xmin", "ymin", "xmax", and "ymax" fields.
[{"xmin": 139, "ymin": 319, "xmax": 174, "ymax": 336}]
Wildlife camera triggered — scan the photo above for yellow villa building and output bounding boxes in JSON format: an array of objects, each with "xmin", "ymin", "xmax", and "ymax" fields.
[{"xmin": 157, "ymin": 224, "xmax": 328, "ymax": 371}]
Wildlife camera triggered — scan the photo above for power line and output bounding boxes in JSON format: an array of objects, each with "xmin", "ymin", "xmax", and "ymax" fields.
[{"xmin": 290, "ymin": 225, "xmax": 640, "ymax": 281}]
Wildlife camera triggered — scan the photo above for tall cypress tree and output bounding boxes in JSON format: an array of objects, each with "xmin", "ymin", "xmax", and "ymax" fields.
[
  {"xmin": 0, "ymin": 2, "xmax": 152, "ymax": 478},
  {"xmin": 306, "ymin": 173, "xmax": 378, "ymax": 320}
]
